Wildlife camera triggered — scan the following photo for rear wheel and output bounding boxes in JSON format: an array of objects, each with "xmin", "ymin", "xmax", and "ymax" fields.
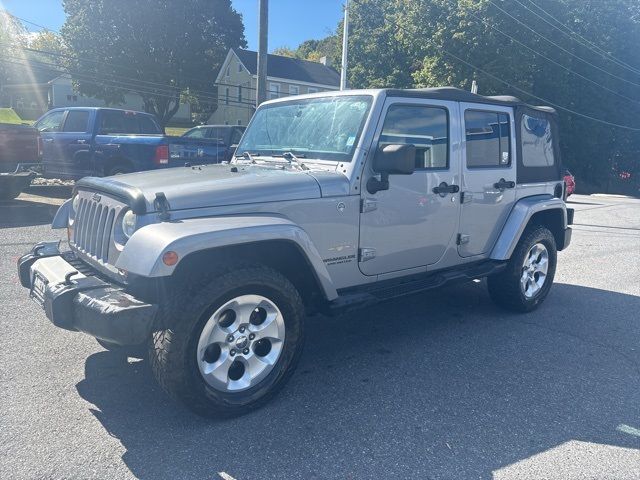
[
  {"xmin": 488, "ymin": 225, "xmax": 557, "ymax": 312},
  {"xmin": 106, "ymin": 163, "xmax": 133, "ymax": 176},
  {"xmin": 149, "ymin": 265, "xmax": 305, "ymax": 417}
]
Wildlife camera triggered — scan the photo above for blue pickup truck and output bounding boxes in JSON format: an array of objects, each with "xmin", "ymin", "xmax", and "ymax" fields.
[{"xmin": 34, "ymin": 107, "xmax": 227, "ymax": 179}]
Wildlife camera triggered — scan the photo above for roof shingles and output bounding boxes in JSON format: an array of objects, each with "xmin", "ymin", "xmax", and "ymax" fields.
[{"xmin": 234, "ymin": 49, "xmax": 340, "ymax": 87}]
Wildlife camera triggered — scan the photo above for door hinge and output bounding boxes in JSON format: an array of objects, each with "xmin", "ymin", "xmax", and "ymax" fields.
[
  {"xmin": 457, "ymin": 234, "xmax": 470, "ymax": 245},
  {"xmin": 461, "ymin": 191, "xmax": 473, "ymax": 204},
  {"xmin": 360, "ymin": 198, "xmax": 378, "ymax": 213},
  {"xmin": 359, "ymin": 248, "xmax": 376, "ymax": 262}
]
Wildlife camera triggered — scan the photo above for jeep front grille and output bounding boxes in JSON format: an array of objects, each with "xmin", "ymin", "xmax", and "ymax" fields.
[
  {"xmin": 71, "ymin": 191, "xmax": 126, "ymax": 270},
  {"xmin": 74, "ymin": 197, "xmax": 116, "ymax": 261}
]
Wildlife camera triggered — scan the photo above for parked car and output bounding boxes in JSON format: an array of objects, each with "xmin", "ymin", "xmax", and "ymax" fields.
[
  {"xmin": 34, "ymin": 107, "xmax": 227, "ymax": 179},
  {"xmin": 19, "ymin": 87, "xmax": 573, "ymax": 417},
  {"xmin": 0, "ymin": 123, "xmax": 42, "ymax": 199},
  {"xmin": 182, "ymin": 125, "xmax": 245, "ymax": 162},
  {"xmin": 564, "ymin": 169, "xmax": 576, "ymax": 197}
]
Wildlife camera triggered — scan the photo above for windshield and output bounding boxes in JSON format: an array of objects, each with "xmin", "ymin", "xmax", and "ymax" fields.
[{"xmin": 237, "ymin": 95, "xmax": 372, "ymax": 162}]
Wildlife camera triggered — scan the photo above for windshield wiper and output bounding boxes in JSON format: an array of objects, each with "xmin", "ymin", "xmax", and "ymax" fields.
[
  {"xmin": 234, "ymin": 151, "xmax": 260, "ymax": 163},
  {"xmin": 272, "ymin": 151, "xmax": 309, "ymax": 170}
]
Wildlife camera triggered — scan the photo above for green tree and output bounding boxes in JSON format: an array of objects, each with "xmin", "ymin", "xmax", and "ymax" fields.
[
  {"xmin": 61, "ymin": 0, "xmax": 246, "ymax": 125},
  {"xmin": 321, "ymin": 0, "xmax": 640, "ymax": 192},
  {"xmin": 0, "ymin": 10, "xmax": 28, "ymax": 88}
]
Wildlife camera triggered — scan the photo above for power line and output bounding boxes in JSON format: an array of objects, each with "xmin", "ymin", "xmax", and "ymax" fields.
[
  {"xmin": 0, "ymin": 57, "xmax": 259, "ymax": 112},
  {"xmin": 464, "ymin": 8, "xmax": 640, "ymax": 106},
  {"xmin": 520, "ymin": 0, "xmax": 640, "ymax": 76},
  {"xmin": 487, "ymin": 0, "xmax": 640, "ymax": 89},
  {"xmin": 441, "ymin": 49, "xmax": 640, "ymax": 132}
]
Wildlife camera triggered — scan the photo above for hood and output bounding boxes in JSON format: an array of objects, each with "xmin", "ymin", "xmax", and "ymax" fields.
[{"xmin": 76, "ymin": 163, "xmax": 349, "ymax": 212}]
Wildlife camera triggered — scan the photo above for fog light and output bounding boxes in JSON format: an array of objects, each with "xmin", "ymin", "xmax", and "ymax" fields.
[{"xmin": 162, "ymin": 251, "xmax": 179, "ymax": 266}]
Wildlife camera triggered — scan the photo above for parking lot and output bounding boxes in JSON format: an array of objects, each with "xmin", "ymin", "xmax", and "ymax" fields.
[{"xmin": 1, "ymin": 190, "xmax": 639, "ymax": 479}]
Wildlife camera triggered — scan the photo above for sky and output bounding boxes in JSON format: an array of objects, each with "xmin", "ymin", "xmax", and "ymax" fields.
[{"xmin": 1, "ymin": 0, "xmax": 344, "ymax": 52}]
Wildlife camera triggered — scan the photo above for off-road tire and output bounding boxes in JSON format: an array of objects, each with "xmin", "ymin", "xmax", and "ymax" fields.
[
  {"xmin": 149, "ymin": 264, "xmax": 305, "ymax": 418},
  {"xmin": 488, "ymin": 225, "xmax": 557, "ymax": 312},
  {"xmin": 96, "ymin": 338, "xmax": 146, "ymax": 359}
]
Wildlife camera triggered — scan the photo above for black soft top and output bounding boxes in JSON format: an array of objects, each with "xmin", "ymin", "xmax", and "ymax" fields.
[{"xmin": 384, "ymin": 87, "xmax": 556, "ymax": 114}]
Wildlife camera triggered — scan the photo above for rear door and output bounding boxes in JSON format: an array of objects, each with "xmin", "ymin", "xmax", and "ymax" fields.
[
  {"xmin": 35, "ymin": 110, "xmax": 66, "ymax": 176},
  {"xmin": 458, "ymin": 104, "xmax": 516, "ymax": 257}
]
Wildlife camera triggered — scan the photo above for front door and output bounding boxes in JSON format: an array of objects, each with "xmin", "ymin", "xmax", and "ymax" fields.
[
  {"xmin": 359, "ymin": 99, "xmax": 461, "ymax": 276},
  {"xmin": 458, "ymin": 104, "xmax": 517, "ymax": 257}
]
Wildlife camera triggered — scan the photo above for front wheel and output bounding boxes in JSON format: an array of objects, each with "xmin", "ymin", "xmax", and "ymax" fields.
[
  {"xmin": 488, "ymin": 225, "xmax": 557, "ymax": 312},
  {"xmin": 149, "ymin": 265, "xmax": 305, "ymax": 417}
]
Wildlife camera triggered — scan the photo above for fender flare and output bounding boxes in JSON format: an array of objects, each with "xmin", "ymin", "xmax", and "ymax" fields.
[
  {"xmin": 52, "ymin": 199, "xmax": 71, "ymax": 229},
  {"xmin": 491, "ymin": 195, "xmax": 567, "ymax": 260},
  {"xmin": 115, "ymin": 215, "xmax": 338, "ymax": 300}
]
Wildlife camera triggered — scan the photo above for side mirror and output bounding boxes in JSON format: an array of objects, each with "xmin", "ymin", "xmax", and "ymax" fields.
[{"xmin": 367, "ymin": 144, "xmax": 416, "ymax": 194}]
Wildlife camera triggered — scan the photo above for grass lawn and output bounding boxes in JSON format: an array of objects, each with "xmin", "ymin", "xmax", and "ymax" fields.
[
  {"xmin": 0, "ymin": 108, "xmax": 28, "ymax": 124},
  {"xmin": 165, "ymin": 126, "xmax": 189, "ymax": 136}
]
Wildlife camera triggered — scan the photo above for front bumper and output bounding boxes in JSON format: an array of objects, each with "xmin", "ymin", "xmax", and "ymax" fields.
[{"xmin": 18, "ymin": 242, "xmax": 158, "ymax": 345}]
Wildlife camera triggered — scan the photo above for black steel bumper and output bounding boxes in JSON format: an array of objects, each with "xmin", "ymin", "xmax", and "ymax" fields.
[{"xmin": 17, "ymin": 242, "xmax": 158, "ymax": 345}]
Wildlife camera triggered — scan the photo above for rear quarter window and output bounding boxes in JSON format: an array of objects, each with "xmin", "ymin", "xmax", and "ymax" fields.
[{"xmin": 521, "ymin": 115, "xmax": 554, "ymax": 167}]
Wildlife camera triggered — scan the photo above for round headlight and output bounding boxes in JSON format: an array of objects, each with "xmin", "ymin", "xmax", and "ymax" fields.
[
  {"xmin": 69, "ymin": 195, "xmax": 80, "ymax": 224},
  {"xmin": 71, "ymin": 194, "xmax": 80, "ymax": 213},
  {"xmin": 121, "ymin": 210, "xmax": 137, "ymax": 238}
]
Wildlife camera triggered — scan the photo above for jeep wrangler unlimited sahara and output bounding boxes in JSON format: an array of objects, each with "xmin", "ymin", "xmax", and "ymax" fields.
[{"xmin": 18, "ymin": 88, "xmax": 573, "ymax": 417}]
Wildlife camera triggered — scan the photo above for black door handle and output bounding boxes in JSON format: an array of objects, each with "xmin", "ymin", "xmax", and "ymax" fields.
[
  {"xmin": 494, "ymin": 178, "xmax": 515, "ymax": 190},
  {"xmin": 432, "ymin": 182, "xmax": 460, "ymax": 196}
]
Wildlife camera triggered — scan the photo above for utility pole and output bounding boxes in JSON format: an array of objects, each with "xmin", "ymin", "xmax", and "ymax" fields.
[
  {"xmin": 256, "ymin": 0, "xmax": 268, "ymax": 106},
  {"xmin": 340, "ymin": 0, "xmax": 349, "ymax": 90}
]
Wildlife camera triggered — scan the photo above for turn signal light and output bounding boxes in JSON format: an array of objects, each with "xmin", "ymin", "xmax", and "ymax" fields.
[{"xmin": 162, "ymin": 251, "xmax": 179, "ymax": 266}]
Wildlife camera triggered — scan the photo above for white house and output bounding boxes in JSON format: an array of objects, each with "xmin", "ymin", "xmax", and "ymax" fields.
[{"xmin": 209, "ymin": 48, "xmax": 340, "ymax": 126}]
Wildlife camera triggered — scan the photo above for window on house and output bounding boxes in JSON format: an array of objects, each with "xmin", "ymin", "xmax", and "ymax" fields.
[
  {"xmin": 66, "ymin": 95, "xmax": 72, "ymax": 101},
  {"xmin": 238, "ymin": 86, "xmax": 242, "ymax": 102},
  {"xmin": 225, "ymin": 88, "xmax": 229, "ymax": 105},
  {"xmin": 464, "ymin": 110, "xmax": 511, "ymax": 168},
  {"xmin": 289, "ymin": 85, "xmax": 300, "ymax": 96},
  {"xmin": 238, "ymin": 63, "xmax": 243, "ymax": 73},
  {"xmin": 379, "ymin": 105, "xmax": 449, "ymax": 170},
  {"xmin": 269, "ymin": 83, "xmax": 280, "ymax": 100},
  {"xmin": 237, "ymin": 120, "xmax": 242, "ymax": 126},
  {"xmin": 72, "ymin": 95, "xmax": 77, "ymax": 102},
  {"xmin": 226, "ymin": 66, "xmax": 230, "ymax": 77},
  {"xmin": 520, "ymin": 114, "xmax": 554, "ymax": 167},
  {"xmin": 62, "ymin": 110, "xmax": 90, "ymax": 132},
  {"xmin": 307, "ymin": 87, "xmax": 318, "ymax": 94}
]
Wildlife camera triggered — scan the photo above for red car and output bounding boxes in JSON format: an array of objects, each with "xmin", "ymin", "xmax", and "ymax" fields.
[{"xmin": 564, "ymin": 169, "xmax": 576, "ymax": 197}]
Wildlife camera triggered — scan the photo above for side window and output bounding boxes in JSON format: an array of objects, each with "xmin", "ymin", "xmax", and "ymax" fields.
[
  {"xmin": 230, "ymin": 128, "xmax": 243, "ymax": 145},
  {"xmin": 465, "ymin": 110, "xmax": 511, "ymax": 168},
  {"xmin": 62, "ymin": 110, "xmax": 89, "ymax": 132},
  {"xmin": 521, "ymin": 114, "xmax": 554, "ymax": 167},
  {"xmin": 184, "ymin": 128, "xmax": 207, "ymax": 139},
  {"xmin": 139, "ymin": 116, "xmax": 160, "ymax": 134},
  {"xmin": 99, "ymin": 111, "xmax": 138, "ymax": 134},
  {"xmin": 378, "ymin": 104, "xmax": 449, "ymax": 169},
  {"xmin": 35, "ymin": 110, "xmax": 65, "ymax": 132}
]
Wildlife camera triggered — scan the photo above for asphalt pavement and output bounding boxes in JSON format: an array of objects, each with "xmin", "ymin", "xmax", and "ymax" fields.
[{"xmin": 1, "ymin": 192, "xmax": 639, "ymax": 480}]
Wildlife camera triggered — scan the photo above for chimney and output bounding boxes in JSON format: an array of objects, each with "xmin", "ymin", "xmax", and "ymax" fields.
[{"xmin": 319, "ymin": 56, "xmax": 328, "ymax": 66}]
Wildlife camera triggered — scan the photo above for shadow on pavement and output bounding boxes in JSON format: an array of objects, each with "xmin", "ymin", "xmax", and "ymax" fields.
[
  {"xmin": 76, "ymin": 282, "xmax": 640, "ymax": 479},
  {"xmin": 0, "ymin": 197, "xmax": 59, "ymax": 228}
]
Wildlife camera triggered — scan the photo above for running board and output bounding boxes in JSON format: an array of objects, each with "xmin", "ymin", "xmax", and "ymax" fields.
[{"xmin": 325, "ymin": 260, "xmax": 506, "ymax": 316}]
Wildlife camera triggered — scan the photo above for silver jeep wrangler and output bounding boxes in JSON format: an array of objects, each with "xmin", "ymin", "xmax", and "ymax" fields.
[{"xmin": 18, "ymin": 88, "xmax": 573, "ymax": 417}]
